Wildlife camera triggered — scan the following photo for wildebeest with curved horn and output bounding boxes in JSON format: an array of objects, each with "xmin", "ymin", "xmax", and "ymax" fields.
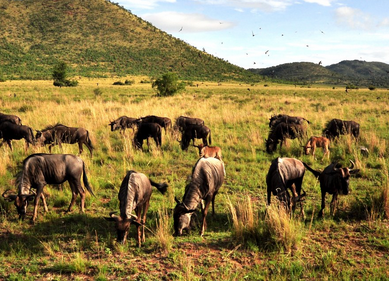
[
  {"xmin": 0, "ymin": 121, "xmax": 35, "ymax": 151},
  {"xmin": 174, "ymin": 157, "xmax": 225, "ymax": 236},
  {"xmin": 109, "ymin": 116, "xmax": 137, "ymax": 133},
  {"xmin": 133, "ymin": 122, "xmax": 162, "ymax": 150},
  {"xmin": 266, "ymin": 122, "xmax": 307, "ymax": 153},
  {"xmin": 175, "ymin": 116, "xmax": 205, "ymax": 132},
  {"xmin": 323, "ymin": 119, "xmax": 360, "ymax": 140},
  {"xmin": 303, "ymin": 160, "xmax": 359, "ymax": 218},
  {"xmin": 0, "ymin": 112, "xmax": 22, "ymax": 125},
  {"xmin": 266, "ymin": 157, "xmax": 307, "ymax": 216},
  {"xmin": 35, "ymin": 124, "xmax": 94, "ymax": 157},
  {"xmin": 105, "ymin": 170, "xmax": 168, "ymax": 246},
  {"xmin": 303, "ymin": 136, "xmax": 330, "ymax": 160},
  {"xmin": 2, "ymin": 153, "xmax": 95, "ymax": 222},
  {"xmin": 178, "ymin": 124, "xmax": 212, "ymax": 151},
  {"xmin": 269, "ymin": 114, "xmax": 310, "ymax": 129}
]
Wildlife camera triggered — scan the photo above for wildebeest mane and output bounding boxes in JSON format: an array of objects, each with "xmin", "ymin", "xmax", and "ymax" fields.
[{"xmin": 42, "ymin": 123, "xmax": 66, "ymax": 131}]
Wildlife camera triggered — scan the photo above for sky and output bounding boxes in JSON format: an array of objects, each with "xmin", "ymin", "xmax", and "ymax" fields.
[{"xmin": 114, "ymin": 0, "xmax": 389, "ymax": 69}]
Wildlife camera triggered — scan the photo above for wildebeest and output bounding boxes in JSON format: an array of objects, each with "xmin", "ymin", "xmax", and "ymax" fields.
[
  {"xmin": 175, "ymin": 116, "xmax": 205, "ymax": 132},
  {"xmin": 303, "ymin": 136, "xmax": 330, "ymax": 160},
  {"xmin": 2, "ymin": 153, "xmax": 94, "ymax": 222},
  {"xmin": 269, "ymin": 114, "xmax": 310, "ymax": 129},
  {"xmin": 173, "ymin": 157, "xmax": 225, "ymax": 236},
  {"xmin": 303, "ymin": 160, "xmax": 359, "ymax": 217},
  {"xmin": 105, "ymin": 171, "xmax": 168, "ymax": 246},
  {"xmin": 0, "ymin": 121, "xmax": 35, "ymax": 151},
  {"xmin": 323, "ymin": 119, "xmax": 360, "ymax": 140},
  {"xmin": 193, "ymin": 143, "xmax": 222, "ymax": 160},
  {"xmin": 109, "ymin": 116, "xmax": 137, "ymax": 132},
  {"xmin": 138, "ymin": 115, "xmax": 172, "ymax": 133},
  {"xmin": 178, "ymin": 124, "xmax": 212, "ymax": 151},
  {"xmin": 266, "ymin": 157, "xmax": 306, "ymax": 216},
  {"xmin": 35, "ymin": 124, "xmax": 94, "ymax": 157},
  {"xmin": 266, "ymin": 122, "xmax": 307, "ymax": 153},
  {"xmin": 134, "ymin": 122, "xmax": 162, "ymax": 150},
  {"xmin": 0, "ymin": 112, "xmax": 22, "ymax": 125}
]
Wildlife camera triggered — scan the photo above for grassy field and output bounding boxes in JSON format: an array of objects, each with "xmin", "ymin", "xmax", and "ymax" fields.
[{"xmin": 0, "ymin": 79, "xmax": 389, "ymax": 280}]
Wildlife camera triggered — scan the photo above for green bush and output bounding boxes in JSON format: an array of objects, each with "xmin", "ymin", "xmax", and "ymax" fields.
[{"xmin": 152, "ymin": 72, "xmax": 185, "ymax": 97}]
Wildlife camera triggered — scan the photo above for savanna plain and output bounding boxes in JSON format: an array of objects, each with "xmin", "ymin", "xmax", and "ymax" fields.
[{"xmin": 1, "ymin": 78, "xmax": 389, "ymax": 280}]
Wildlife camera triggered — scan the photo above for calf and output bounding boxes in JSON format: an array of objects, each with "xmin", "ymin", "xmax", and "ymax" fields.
[
  {"xmin": 134, "ymin": 122, "xmax": 162, "ymax": 150},
  {"xmin": 303, "ymin": 136, "xmax": 330, "ymax": 160},
  {"xmin": 193, "ymin": 144, "xmax": 222, "ymax": 160},
  {"xmin": 303, "ymin": 160, "xmax": 359, "ymax": 217},
  {"xmin": 0, "ymin": 121, "xmax": 35, "ymax": 151}
]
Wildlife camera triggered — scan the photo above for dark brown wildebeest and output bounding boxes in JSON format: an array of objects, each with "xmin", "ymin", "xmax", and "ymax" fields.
[
  {"xmin": 266, "ymin": 157, "xmax": 306, "ymax": 216},
  {"xmin": 2, "ymin": 153, "xmax": 94, "ymax": 222},
  {"xmin": 35, "ymin": 124, "xmax": 94, "ymax": 157},
  {"xmin": 105, "ymin": 170, "xmax": 168, "ymax": 246},
  {"xmin": 178, "ymin": 124, "xmax": 212, "ymax": 151},
  {"xmin": 134, "ymin": 122, "xmax": 162, "ymax": 150},
  {"xmin": 0, "ymin": 113, "xmax": 22, "ymax": 125},
  {"xmin": 303, "ymin": 136, "xmax": 330, "ymax": 160},
  {"xmin": 265, "ymin": 122, "xmax": 306, "ymax": 153},
  {"xmin": 303, "ymin": 160, "xmax": 359, "ymax": 218},
  {"xmin": 109, "ymin": 116, "xmax": 137, "ymax": 133},
  {"xmin": 269, "ymin": 114, "xmax": 310, "ymax": 129},
  {"xmin": 0, "ymin": 121, "xmax": 35, "ymax": 151},
  {"xmin": 193, "ymin": 143, "xmax": 222, "ymax": 160},
  {"xmin": 174, "ymin": 157, "xmax": 225, "ymax": 236},
  {"xmin": 175, "ymin": 116, "xmax": 205, "ymax": 132},
  {"xmin": 323, "ymin": 119, "xmax": 360, "ymax": 140},
  {"xmin": 138, "ymin": 115, "xmax": 172, "ymax": 133}
]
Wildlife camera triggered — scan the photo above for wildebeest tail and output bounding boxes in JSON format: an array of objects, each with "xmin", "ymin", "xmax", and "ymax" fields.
[
  {"xmin": 29, "ymin": 127, "xmax": 35, "ymax": 145},
  {"xmin": 208, "ymin": 131, "xmax": 212, "ymax": 145},
  {"xmin": 302, "ymin": 162, "xmax": 321, "ymax": 178},
  {"xmin": 86, "ymin": 131, "xmax": 94, "ymax": 149},
  {"xmin": 150, "ymin": 179, "xmax": 168, "ymax": 195},
  {"xmin": 82, "ymin": 162, "xmax": 95, "ymax": 196}
]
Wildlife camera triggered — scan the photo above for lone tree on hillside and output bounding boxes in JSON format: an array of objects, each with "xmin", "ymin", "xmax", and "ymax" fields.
[
  {"xmin": 152, "ymin": 72, "xmax": 185, "ymax": 97},
  {"xmin": 52, "ymin": 62, "xmax": 78, "ymax": 87}
]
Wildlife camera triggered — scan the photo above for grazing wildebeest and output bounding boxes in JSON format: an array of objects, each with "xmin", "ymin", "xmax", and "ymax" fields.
[
  {"xmin": 303, "ymin": 136, "xmax": 330, "ymax": 160},
  {"xmin": 266, "ymin": 122, "xmax": 306, "ymax": 153},
  {"xmin": 178, "ymin": 124, "xmax": 212, "ymax": 151},
  {"xmin": 193, "ymin": 143, "xmax": 222, "ymax": 160},
  {"xmin": 134, "ymin": 122, "xmax": 162, "ymax": 150},
  {"xmin": 174, "ymin": 157, "xmax": 225, "ymax": 236},
  {"xmin": 2, "ymin": 153, "xmax": 94, "ymax": 222},
  {"xmin": 109, "ymin": 116, "xmax": 137, "ymax": 132},
  {"xmin": 35, "ymin": 124, "xmax": 94, "ymax": 157},
  {"xmin": 303, "ymin": 160, "xmax": 359, "ymax": 218},
  {"xmin": 266, "ymin": 157, "xmax": 306, "ymax": 216},
  {"xmin": 0, "ymin": 113, "xmax": 22, "ymax": 125},
  {"xmin": 323, "ymin": 119, "xmax": 360, "ymax": 140},
  {"xmin": 105, "ymin": 171, "xmax": 168, "ymax": 246},
  {"xmin": 0, "ymin": 121, "xmax": 35, "ymax": 151},
  {"xmin": 269, "ymin": 114, "xmax": 310, "ymax": 129},
  {"xmin": 175, "ymin": 116, "xmax": 205, "ymax": 132},
  {"xmin": 138, "ymin": 115, "xmax": 172, "ymax": 133}
]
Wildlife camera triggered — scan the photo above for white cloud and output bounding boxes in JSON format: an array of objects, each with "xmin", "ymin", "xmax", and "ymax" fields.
[
  {"xmin": 335, "ymin": 7, "xmax": 374, "ymax": 30},
  {"xmin": 142, "ymin": 12, "xmax": 235, "ymax": 32},
  {"xmin": 303, "ymin": 0, "xmax": 336, "ymax": 6},
  {"xmin": 197, "ymin": 0, "xmax": 294, "ymax": 12},
  {"xmin": 116, "ymin": 0, "xmax": 176, "ymax": 10}
]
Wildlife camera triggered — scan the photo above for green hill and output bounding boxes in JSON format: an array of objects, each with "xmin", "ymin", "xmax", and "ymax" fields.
[{"xmin": 0, "ymin": 0, "xmax": 256, "ymax": 81}]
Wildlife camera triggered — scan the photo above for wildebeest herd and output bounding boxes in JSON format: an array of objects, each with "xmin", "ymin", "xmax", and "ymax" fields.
[{"xmin": 1, "ymin": 111, "xmax": 363, "ymax": 246}]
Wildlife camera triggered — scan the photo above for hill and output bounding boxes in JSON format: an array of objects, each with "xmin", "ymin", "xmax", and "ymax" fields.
[
  {"xmin": 0, "ymin": 0, "xmax": 256, "ymax": 81},
  {"xmin": 249, "ymin": 60, "xmax": 389, "ymax": 87}
]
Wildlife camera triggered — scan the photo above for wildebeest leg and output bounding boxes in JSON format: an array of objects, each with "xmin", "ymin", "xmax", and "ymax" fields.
[
  {"xmin": 135, "ymin": 206, "xmax": 143, "ymax": 247},
  {"xmin": 78, "ymin": 142, "xmax": 84, "ymax": 155},
  {"xmin": 40, "ymin": 193, "xmax": 49, "ymax": 213},
  {"xmin": 67, "ymin": 180, "xmax": 84, "ymax": 213},
  {"xmin": 31, "ymin": 185, "xmax": 45, "ymax": 222},
  {"xmin": 6, "ymin": 140, "xmax": 13, "ymax": 151},
  {"xmin": 84, "ymin": 142, "xmax": 93, "ymax": 157},
  {"xmin": 200, "ymin": 199, "xmax": 212, "ymax": 236},
  {"xmin": 319, "ymin": 192, "xmax": 326, "ymax": 218},
  {"xmin": 141, "ymin": 201, "xmax": 150, "ymax": 244},
  {"xmin": 330, "ymin": 193, "xmax": 338, "ymax": 217}
]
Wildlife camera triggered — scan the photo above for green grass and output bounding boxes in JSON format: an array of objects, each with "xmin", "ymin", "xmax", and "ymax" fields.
[{"xmin": 0, "ymin": 80, "xmax": 389, "ymax": 280}]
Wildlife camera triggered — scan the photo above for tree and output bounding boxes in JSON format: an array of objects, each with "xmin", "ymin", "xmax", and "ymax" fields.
[
  {"xmin": 52, "ymin": 62, "xmax": 78, "ymax": 87},
  {"xmin": 152, "ymin": 72, "xmax": 185, "ymax": 97}
]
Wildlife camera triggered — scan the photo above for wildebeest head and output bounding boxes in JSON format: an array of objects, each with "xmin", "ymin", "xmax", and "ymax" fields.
[
  {"xmin": 265, "ymin": 138, "xmax": 278, "ymax": 153},
  {"xmin": 2, "ymin": 189, "xmax": 34, "ymax": 220},
  {"xmin": 104, "ymin": 212, "xmax": 141, "ymax": 244},
  {"xmin": 173, "ymin": 197, "xmax": 196, "ymax": 236},
  {"xmin": 109, "ymin": 120, "xmax": 120, "ymax": 132}
]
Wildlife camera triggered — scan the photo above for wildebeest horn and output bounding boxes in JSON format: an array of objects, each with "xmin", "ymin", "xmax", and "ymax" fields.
[
  {"xmin": 2, "ymin": 189, "xmax": 17, "ymax": 201},
  {"xmin": 174, "ymin": 197, "xmax": 181, "ymax": 204},
  {"xmin": 349, "ymin": 160, "xmax": 355, "ymax": 170}
]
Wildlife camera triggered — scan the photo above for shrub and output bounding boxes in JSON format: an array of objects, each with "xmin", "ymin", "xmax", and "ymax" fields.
[{"xmin": 152, "ymin": 72, "xmax": 185, "ymax": 97}]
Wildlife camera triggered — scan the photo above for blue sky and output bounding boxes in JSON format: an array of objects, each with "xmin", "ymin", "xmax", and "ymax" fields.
[{"xmin": 114, "ymin": 0, "xmax": 389, "ymax": 69}]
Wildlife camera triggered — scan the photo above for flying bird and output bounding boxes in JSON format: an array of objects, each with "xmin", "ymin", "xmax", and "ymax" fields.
[
  {"xmin": 252, "ymin": 31, "xmax": 255, "ymax": 37},
  {"xmin": 265, "ymin": 50, "xmax": 269, "ymax": 54},
  {"xmin": 318, "ymin": 61, "xmax": 322, "ymax": 65},
  {"xmin": 179, "ymin": 27, "xmax": 183, "ymax": 32}
]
